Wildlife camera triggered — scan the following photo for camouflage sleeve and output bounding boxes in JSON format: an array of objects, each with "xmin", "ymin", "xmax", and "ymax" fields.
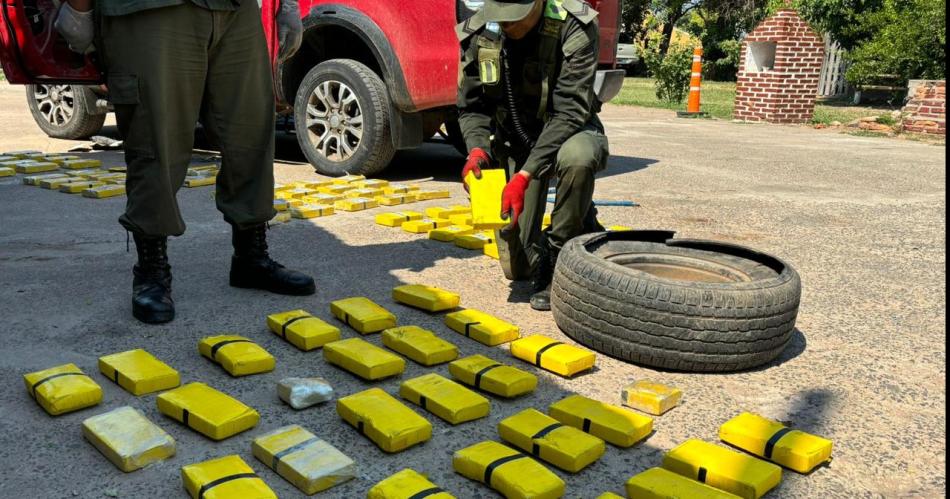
[
  {"xmin": 521, "ymin": 18, "xmax": 599, "ymax": 176},
  {"xmin": 457, "ymin": 35, "xmax": 494, "ymax": 154}
]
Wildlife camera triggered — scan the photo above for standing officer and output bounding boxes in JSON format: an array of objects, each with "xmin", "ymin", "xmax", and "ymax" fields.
[
  {"xmin": 56, "ymin": 0, "xmax": 313, "ymax": 324},
  {"xmin": 457, "ymin": 0, "xmax": 609, "ymax": 311}
]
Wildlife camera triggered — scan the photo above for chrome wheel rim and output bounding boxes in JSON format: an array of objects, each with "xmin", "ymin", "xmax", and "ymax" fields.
[
  {"xmin": 33, "ymin": 84, "xmax": 75, "ymax": 127},
  {"xmin": 306, "ymin": 80, "xmax": 363, "ymax": 162}
]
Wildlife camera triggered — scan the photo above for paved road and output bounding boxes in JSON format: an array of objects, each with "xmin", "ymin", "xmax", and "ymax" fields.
[{"xmin": 0, "ymin": 83, "xmax": 945, "ymax": 498}]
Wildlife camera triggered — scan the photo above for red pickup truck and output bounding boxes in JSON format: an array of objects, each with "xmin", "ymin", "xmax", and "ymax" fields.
[{"xmin": 1, "ymin": 0, "xmax": 621, "ymax": 175}]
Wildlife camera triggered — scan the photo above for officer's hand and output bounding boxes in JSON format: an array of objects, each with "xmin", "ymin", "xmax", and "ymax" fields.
[
  {"xmin": 461, "ymin": 147, "xmax": 490, "ymax": 192},
  {"xmin": 500, "ymin": 171, "xmax": 530, "ymax": 228},
  {"xmin": 277, "ymin": 0, "xmax": 304, "ymax": 63},
  {"xmin": 54, "ymin": 2, "xmax": 94, "ymax": 54}
]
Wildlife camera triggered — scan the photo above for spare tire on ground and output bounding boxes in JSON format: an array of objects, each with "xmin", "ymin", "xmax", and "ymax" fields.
[{"xmin": 551, "ymin": 230, "xmax": 802, "ymax": 373}]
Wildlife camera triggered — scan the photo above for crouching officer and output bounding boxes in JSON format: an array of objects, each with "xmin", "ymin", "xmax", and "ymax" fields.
[
  {"xmin": 56, "ymin": 0, "xmax": 312, "ymax": 324},
  {"xmin": 457, "ymin": 0, "xmax": 609, "ymax": 311}
]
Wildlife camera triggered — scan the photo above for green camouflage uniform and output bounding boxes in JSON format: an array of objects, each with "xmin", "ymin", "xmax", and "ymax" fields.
[
  {"xmin": 456, "ymin": 0, "xmax": 609, "ymax": 277},
  {"xmin": 98, "ymin": 0, "xmax": 275, "ymax": 237}
]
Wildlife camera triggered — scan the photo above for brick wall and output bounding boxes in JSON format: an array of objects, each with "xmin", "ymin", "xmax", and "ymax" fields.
[
  {"xmin": 902, "ymin": 81, "xmax": 946, "ymax": 135},
  {"xmin": 734, "ymin": 9, "xmax": 825, "ymax": 124}
]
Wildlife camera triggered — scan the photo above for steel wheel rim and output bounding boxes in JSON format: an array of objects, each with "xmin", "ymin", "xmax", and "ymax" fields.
[
  {"xmin": 33, "ymin": 84, "xmax": 75, "ymax": 127},
  {"xmin": 306, "ymin": 80, "xmax": 363, "ymax": 162}
]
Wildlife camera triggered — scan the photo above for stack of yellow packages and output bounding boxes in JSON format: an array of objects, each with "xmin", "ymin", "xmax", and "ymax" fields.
[
  {"xmin": 291, "ymin": 203, "xmax": 334, "ymax": 219},
  {"xmin": 23, "ymin": 363, "xmax": 102, "ymax": 416},
  {"xmin": 376, "ymin": 211, "xmax": 423, "ymax": 227},
  {"xmin": 335, "ymin": 196, "xmax": 378, "ymax": 211},
  {"xmin": 337, "ymin": 388, "xmax": 432, "ymax": 452},
  {"xmin": 82, "ymin": 406, "xmax": 176, "ymax": 472},
  {"xmin": 509, "ymin": 335, "xmax": 596, "ymax": 377},
  {"xmin": 369, "ymin": 469, "xmax": 455, "ymax": 499},
  {"xmin": 252, "ymin": 424, "xmax": 356, "ymax": 495},
  {"xmin": 198, "ymin": 335, "xmax": 275, "ymax": 376},
  {"xmin": 448, "ymin": 355, "xmax": 537, "ymax": 398},
  {"xmin": 330, "ymin": 296, "xmax": 397, "ymax": 334},
  {"xmin": 466, "ymin": 169, "xmax": 508, "ymax": 230},
  {"xmin": 400, "ymin": 373, "xmax": 490, "ymax": 425},
  {"xmin": 444, "ymin": 309, "xmax": 520, "ymax": 346},
  {"xmin": 157, "ymin": 382, "xmax": 259, "ymax": 440},
  {"xmin": 181, "ymin": 455, "xmax": 276, "ymax": 499},
  {"xmin": 267, "ymin": 309, "xmax": 341, "ymax": 351},
  {"xmin": 621, "ymin": 380, "xmax": 683, "ymax": 416},
  {"xmin": 626, "ymin": 468, "xmax": 742, "ymax": 498},
  {"xmin": 98, "ymin": 349, "xmax": 180, "ymax": 396},
  {"xmin": 498, "ymin": 408, "xmax": 605, "ymax": 473},
  {"xmin": 548, "ymin": 394, "xmax": 653, "ymax": 448},
  {"xmin": 323, "ymin": 338, "xmax": 405, "ymax": 380},
  {"xmin": 392, "ymin": 284, "xmax": 460, "ymax": 312},
  {"xmin": 382, "ymin": 326, "xmax": 459, "ymax": 366},
  {"xmin": 401, "ymin": 217, "xmax": 451, "ymax": 234},
  {"xmin": 454, "ymin": 231, "xmax": 495, "ymax": 250},
  {"xmin": 453, "ymin": 441, "xmax": 564, "ymax": 498},
  {"xmin": 428, "ymin": 225, "xmax": 475, "ymax": 242},
  {"xmin": 719, "ymin": 413, "xmax": 833, "ymax": 473},
  {"xmin": 82, "ymin": 184, "xmax": 126, "ymax": 199},
  {"xmin": 662, "ymin": 439, "xmax": 783, "ymax": 499}
]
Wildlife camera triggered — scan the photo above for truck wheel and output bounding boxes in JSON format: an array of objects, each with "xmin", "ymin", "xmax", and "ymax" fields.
[
  {"xmin": 294, "ymin": 59, "xmax": 395, "ymax": 177},
  {"xmin": 551, "ymin": 231, "xmax": 802, "ymax": 373},
  {"xmin": 26, "ymin": 84, "xmax": 105, "ymax": 140}
]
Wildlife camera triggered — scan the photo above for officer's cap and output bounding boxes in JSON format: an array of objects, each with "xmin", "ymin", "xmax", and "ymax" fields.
[{"xmin": 483, "ymin": 0, "xmax": 539, "ymax": 23}]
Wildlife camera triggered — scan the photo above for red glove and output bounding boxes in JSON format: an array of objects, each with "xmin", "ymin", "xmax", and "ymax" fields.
[
  {"xmin": 501, "ymin": 173, "xmax": 530, "ymax": 228},
  {"xmin": 462, "ymin": 147, "xmax": 490, "ymax": 191}
]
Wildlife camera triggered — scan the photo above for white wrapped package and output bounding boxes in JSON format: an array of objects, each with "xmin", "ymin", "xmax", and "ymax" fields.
[
  {"xmin": 278, "ymin": 377, "xmax": 335, "ymax": 410},
  {"xmin": 82, "ymin": 406, "xmax": 176, "ymax": 472}
]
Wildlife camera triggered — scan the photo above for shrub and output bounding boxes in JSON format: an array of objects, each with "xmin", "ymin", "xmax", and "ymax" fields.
[{"xmin": 643, "ymin": 33, "xmax": 695, "ymax": 104}]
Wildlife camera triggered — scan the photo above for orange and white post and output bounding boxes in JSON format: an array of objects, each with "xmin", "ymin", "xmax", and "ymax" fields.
[{"xmin": 686, "ymin": 47, "xmax": 704, "ymax": 114}]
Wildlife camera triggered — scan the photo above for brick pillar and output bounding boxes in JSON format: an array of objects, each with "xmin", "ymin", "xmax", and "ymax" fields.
[{"xmin": 902, "ymin": 81, "xmax": 946, "ymax": 135}]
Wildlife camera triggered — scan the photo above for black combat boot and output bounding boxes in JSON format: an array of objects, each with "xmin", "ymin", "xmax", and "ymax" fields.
[
  {"xmin": 229, "ymin": 224, "xmax": 316, "ymax": 295},
  {"xmin": 132, "ymin": 233, "xmax": 175, "ymax": 324},
  {"xmin": 529, "ymin": 243, "xmax": 559, "ymax": 311}
]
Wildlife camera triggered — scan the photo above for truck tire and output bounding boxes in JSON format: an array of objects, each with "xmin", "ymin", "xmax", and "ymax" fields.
[
  {"xmin": 551, "ymin": 231, "xmax": 802, "ymax": 373},
  {"xmin": 26, "ymin": 84, "xmax": 105, "ymax": 140},
  {"xmin": 294, "ymin": 59, "xmax": 395, "ymax": 177}
]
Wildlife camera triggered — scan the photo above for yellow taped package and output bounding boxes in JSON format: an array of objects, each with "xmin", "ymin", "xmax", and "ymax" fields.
[
  {"xmin": 291, "ymin": 203, "xmax": 334, "ymax": 219},
  {"xmin": 548, "ymin": 394, "xmax": 653, "ymax": 448},
  {"xmin": 347, "ymin": 187, "xmax": 384, "ymax": 198},
  {"xmin": 393, "ymin": 284, "xmax": 460, "ymax": 312},
  {"xmin": 157, "ymin": 382, "xmax": 260, "ymax": 440},
  {"xmin": 400, "ymin": 373, "xmax": 490, "ymax": 425},
  {"xmin": 382, "ymin": 183, "xmax": 411, "ymax": 195},
  {"xmin": 2, "ymin": 149, "xmax": 42, "ymax": 158},
  {"xmin": 499, "ymin": 408, "xmax": 605, "ymax": 472},
  {"xmin": 60, "ymin": 180, "xmax": 103, "ymax": 193},
  {"xmin": 376, "ymin": 210, "xmax": 423, "ymax": 227},
  {"xmin": 0, "ymin": 167, "xmax": 13, "ymax": 177},
  {"xmin": 98, "ymin": 349, "xmax": 180, "ymax": 396},
  {"xmin": 61, "ymin": 158, "xmax": 102, "ymax": 170},
  {"xmin": 319, "ymin": 184, "xmax": 354, "ymax": 195},
  {"xmin": 719, "ymin": 412, "xmax": 833, "ymax": 474},
  {"xmin": 382, "ymin": 326, "xmax": 459, "ymax": 366},
  {"xmin": 356, "ymin": 178, "xmax": 389, "ymax": 189},
  {"xmin": 333, "ymin": 173, "xmax": 366, "ymax": 184},
  {"xmin": 303, "ymin": 192, "xmax": 342, "ymax": 205},
  {"xmin": 324, "ymin": 338, "xmax": 405, "ymax": 380},
  {"xmin": 198, "ymin": 335, "xmax": 275, "ymax": 376},
  {"xmin": 92, "ymin": 172, "xmax": 126, "ymax": 183},
  {"xmin": 448, "ymin": 213, "xmax": 475, "ymax": 226},
  {"xmin": 369, "ymin": 469, "xmax": 456, "ymax": 499},
  {"xmin": 267, "ymin": 309, "xmax": 341, "ymax": 351},
  {"xmin": 402, "ymin": 217, "xmax": 451, "ymax": 234},
  {"xmin": 414, "ymin": 189, "xmax": 451, "ymax": 201},
  {"xmin": 40, "ymin": 176, "xmax": 75, "ymax": 189},
  {"xmin": 467, "ymin": 169, "xmax": 507, "ymax": 229},
  {"xmin": 182, "ymin": 455, "xmax": 276, "ymax": 499},
  {"xmin": 0, "ymin": 159, "xmax": 26, "ymax": 168},
  {"xmin": 378, "ymin": 193, "xmax": 417, "ymax": 206},
  {"xmin": 24, "ymin": 363, "xmax": 102, "ymax": 416},
  {"xmin": 429, "ymin": 224, "xmax": 474, "ymax": 242},
  {"xmin": 335, "ymin": 196, "xmax": 378, "ymax": 211},
  {"xmin": 107, "ymin": 166, "xmax": 127, "ymax": 173},
  {"xmin": 273, "ymin": 198, "xmax": 289, "ymax": 211},
  {"xmin": 82, "ymin": 406, "xmax": 176, "ymax": 472},
  {"xmin": 16, "ymin": 161, "xmax": 59, "ymax": 173},
  {"xmin": 424, "ymin": 205, "xmax": 469, "ymax": 219},
  {"xmin": 445, "ymin": 309, "xmax": 519, "ymax": 346},
  {"xmin": 23, "ymin": 173, "xmax": 68, "ymax": 186},
  {"xmin": 448, "ymin": 355, "xmax": 537, "ymax": 398},
  {"xmin": 454, "ymin": 231, "xmax": 495, "ymax": 250},
  {"xmin": 453, "ymin": 441, "xmax": 565, "ymax": 499},
  {"xmin": 65, "ymin": 168, "xmax": 98, "ymax": 177},
  {"xmin": 337, "ymin": 388, "xmax": 432, "ymax": 453},
  {"xmin": 252, "ymin": 424, "xmax": 356, "ymax": 495},
  {"xmin": 184, "ymin": 175, "xmax": 216, "ymax": 187},
  {"xmin": 43, "ymin": 154, "xmax": 80, "ymax": 164},
  {"xmin": 83, "ymin": 184, "xmax": 126, "ymax": 198},
  {"xmin": 622, "ymin": 380, "xmax": 682, "ymax": 416},
  {"xmin": 330, "ymin": 296, "xmax": 397, "ymax": 334},
  {"xmin": 510, "ymin": 335, "xmax": 595, "ymax": 377},
  {"xmin": 626, "ymin": 468, "xmax": 742, "ymax": 499},
  {"xmin": 662, "ymin": 439, "xmax": 783, "ymax": 499},
  {"xmin": 301, "ymin": 179, "xmax": 332, "ymax": 189}
]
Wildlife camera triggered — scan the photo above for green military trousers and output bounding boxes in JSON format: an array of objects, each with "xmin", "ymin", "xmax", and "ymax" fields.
[
  {"xmin": 100, "ymin": 0, "xmax": 276, "ymax": 237},
  {"xmin": 499, "ymin": 124, "xmax": 609, "ymax": 278}
]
